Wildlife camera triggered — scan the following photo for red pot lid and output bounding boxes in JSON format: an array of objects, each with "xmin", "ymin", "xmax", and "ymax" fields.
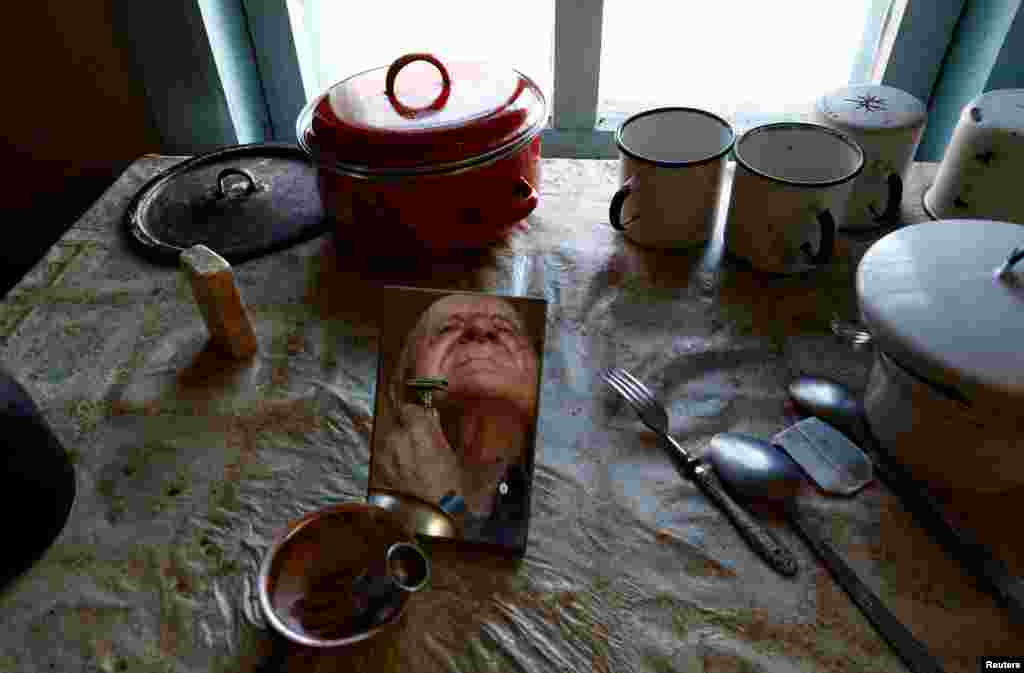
[{"xmin": 299, "ymin": 53, "xmax": 546, "ymax": 174}]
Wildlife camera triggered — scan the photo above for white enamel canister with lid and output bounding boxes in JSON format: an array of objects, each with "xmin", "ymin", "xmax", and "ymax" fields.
[
  {"xmin": 813, "ymin": 84, "xmax": 927, "ymax": 229},
  {"xmin": 924, "ymin": 89, "xmax": 1024, "ymax": 223},
  {"xmin": 857, "ymin": 219, "xmax": 1024, "ymax": 492}
]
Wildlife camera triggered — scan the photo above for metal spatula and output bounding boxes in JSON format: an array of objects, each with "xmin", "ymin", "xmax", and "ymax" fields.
[{"xmin": 772, "ymin": 417, "xmax": 873, "ymax": 495}]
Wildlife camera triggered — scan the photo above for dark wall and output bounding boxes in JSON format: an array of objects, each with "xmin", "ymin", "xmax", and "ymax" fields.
[{"xmin": 2, "ymin": 0, "xmax": 160, "ymax": 295}]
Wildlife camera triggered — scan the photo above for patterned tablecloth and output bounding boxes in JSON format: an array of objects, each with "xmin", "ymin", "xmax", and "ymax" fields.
[{"xmin": 0, "ymin": 156, "xmax": 1021, "ymax": 673}]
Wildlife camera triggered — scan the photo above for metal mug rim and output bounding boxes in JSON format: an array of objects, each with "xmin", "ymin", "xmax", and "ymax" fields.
[
  {"xmin": 614, "ymin": 106, "xmax": 736, "ymax": 168},
  {"xmin": 734, "ymin": 122, "xmax": 865, "ymax": 188}
]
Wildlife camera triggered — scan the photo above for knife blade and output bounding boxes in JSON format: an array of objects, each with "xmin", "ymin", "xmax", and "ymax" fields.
[{"xmin": 773, "ymin": 418, "xmax": 873, "ymax": 496}]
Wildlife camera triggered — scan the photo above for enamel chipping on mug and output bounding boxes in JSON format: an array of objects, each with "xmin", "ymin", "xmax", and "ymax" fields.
[
  {"xmin": 609, "ymin": 107, "xmax": 735, "ymax": 249},
  {"xmin": 725, "ymin": 122, "xmax": 864, "ymax": 274},
  {"xmin": 813, "ymin": 84, "xmax": 927, "ymax": 229}
]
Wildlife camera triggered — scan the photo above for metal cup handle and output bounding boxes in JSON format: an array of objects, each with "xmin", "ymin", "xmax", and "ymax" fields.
[
  {"xmin": 870, "ymin": 173, "xmax": 903, "ymax": 223},
  {"xmin": 609, "ymin": 175, "xmax": 637, "ymax": 231},
  {"xmin": 801, "ymin": 208, "xmax": 836, "ymax": 266}
]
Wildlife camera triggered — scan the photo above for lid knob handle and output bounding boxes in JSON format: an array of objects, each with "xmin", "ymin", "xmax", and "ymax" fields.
[
  {"xmin": 995, "ymin": 246, "xmax": 1024, "ymax": 283},
  {"xmin": 385, "ymin": 53, "xmax": 452, "ymax": 119},
  {"xmin": 216, "ymin": 168, "xmax": 258, "ymax": 199}
]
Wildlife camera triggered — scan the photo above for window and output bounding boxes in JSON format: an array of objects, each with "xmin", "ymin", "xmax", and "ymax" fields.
[
  {"xmin": 596, "ymin": 1, "xmax": 882, "ymax": 134},
  {"xmin": 291, "ymin": 0, "xmax": 555, "ymax": 106},
  {"xmin": 268, "ymin": 0, "xmax": 901, "ymax": 158},
  {"xmin": 136, "ymin": 0, "xmax": 969, "ymax": 159}
]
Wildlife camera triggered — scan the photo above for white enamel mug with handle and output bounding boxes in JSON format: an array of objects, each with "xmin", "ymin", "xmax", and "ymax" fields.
[
  {"xmin": 924, "ymin": 89, "xmax": 1024, "ymax": 223},
  {"xmin": 725, "ymin": 122, "xmax": 864, "ymax": 274},
  {"xmin": 609, "ymin": 107, "xmax": 735, "ymax": 248},
  {"xmin": 812, "ymin": 84, "xmax": 926, "ymax": 229}
]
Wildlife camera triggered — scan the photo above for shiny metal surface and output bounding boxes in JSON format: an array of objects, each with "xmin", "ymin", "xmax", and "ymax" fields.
[
  {"xmin": 603, "ymin": 368, "xmax": 799, "ymax": 577},
  {"xmin": 257, "ymin": 503, "xmax": 430, "ymax": 649},
  {"xmin": 296, "ymin": 92, "xmax": 545, "ymax": 180},
  {"xmin": 788, "ymin": 375, "xmax": 868, "ymax": 442},
  {"xmin": 385, "ymin": 542, "xmax": 431, "ymax": 592},
  {"xmin": 706, "ymin": 433, "xmax": 803, "ymax": 502},
  {"xmin": 4, "ymin": 156, "xmax": 1021, "ymax": 672},
  {"xmin": 830, "ymin": 316, "xmax": 873, "ymax": 347},
  {"xmin": 772, "ymin": 418, "xmax": 873, "ymax": 495},
  {"xmin": 789, "ymin": 376, "xmax": 1024, "ymax": 622},
  {"xmin": 367, "ymin": 491, "xmax": 458, "ymax": 539},
  {"xmin": 706, "ymin": 432, "xmax": 946, "ymax": 673}
]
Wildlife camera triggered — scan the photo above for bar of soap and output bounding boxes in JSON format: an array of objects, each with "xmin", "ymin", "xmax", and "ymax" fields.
[{"xmin": 180, "ymin": 245, "xmax": 258, "ymax": 359}]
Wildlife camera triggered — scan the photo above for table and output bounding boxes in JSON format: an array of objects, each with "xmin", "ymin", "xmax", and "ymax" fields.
[{"xmin": 0, "ymin": 157, "xmax": 1021, "ymax": 673}]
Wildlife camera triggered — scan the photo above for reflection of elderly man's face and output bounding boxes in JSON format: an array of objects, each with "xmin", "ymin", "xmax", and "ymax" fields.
[{"xmin": 410, "ymin": 295, "xmax": 539, "ymax": 417}]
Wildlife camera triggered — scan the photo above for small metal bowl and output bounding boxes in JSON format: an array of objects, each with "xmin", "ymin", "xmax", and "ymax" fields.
[
  {"xmin": 367, "ymin": 491, "xmax": 458, "ymax": 539},
  {"xmin": 257, "ymin": 502, "xmax": 430, "ymax": 648}
]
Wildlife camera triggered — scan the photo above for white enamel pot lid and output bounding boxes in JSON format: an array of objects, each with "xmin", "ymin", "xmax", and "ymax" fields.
[
  {"xmin": 857, "ymin": 219, "xmax": 1024, "ymax": 411},
  {"xmin": 816, "ymin": 84, "xmax": 926, "ymax": 133}
]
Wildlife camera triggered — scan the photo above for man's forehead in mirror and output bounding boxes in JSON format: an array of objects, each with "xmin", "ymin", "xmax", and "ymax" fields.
[{"xmin": 420, "ymin": 294, "xmax": 527, "ymax": 334}]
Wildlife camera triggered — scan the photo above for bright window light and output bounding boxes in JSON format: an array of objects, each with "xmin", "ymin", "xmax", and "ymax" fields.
[
  {"xmin": 297, "ymin": 0, "xmax": 555, "ymax": 102},
  {"xmin": 598, "ymin": 1, "xmax": 878, "ymax": 132}
]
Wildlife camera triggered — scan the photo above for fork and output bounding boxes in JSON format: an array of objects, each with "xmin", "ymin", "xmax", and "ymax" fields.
[{"xmin": 603, "ymin": 368, "xmax": 799, "ymax": 577}]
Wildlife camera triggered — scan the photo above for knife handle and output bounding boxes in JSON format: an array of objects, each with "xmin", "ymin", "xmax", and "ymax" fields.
[
  {"xmin": 691, "ymin": 462, "xmax": 800, "ymax": 577},
  {"xmin": 787, "ymin": 505, "xmax": 946, "ymax": 673}
]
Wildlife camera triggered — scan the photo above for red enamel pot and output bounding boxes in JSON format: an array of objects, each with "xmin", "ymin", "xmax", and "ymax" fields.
[{"xmin": 297, "ymin": 53, "xmax": 546, "ymax": 255}]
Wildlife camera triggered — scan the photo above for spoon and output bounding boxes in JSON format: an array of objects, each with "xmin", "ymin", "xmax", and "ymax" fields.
[
  {"xmin": 707, "ymin": 433, "xmax": 946, "ymax": 673},
  {"xmin": 788, "ymin": 375, "xmax": 867, "ymax": 443},
  {"xmin": 788, "ymin": 375, "xmax": 1024, "ymax": 624}
]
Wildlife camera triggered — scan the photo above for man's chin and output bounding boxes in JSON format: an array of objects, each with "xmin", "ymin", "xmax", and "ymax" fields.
[
  {"xmin": 448, "ymin": 380, "xmax": 519, "ymax": 402},
  {"xmin": 446, "ymin": 370, "xmax": 512, "ymax": 395}
]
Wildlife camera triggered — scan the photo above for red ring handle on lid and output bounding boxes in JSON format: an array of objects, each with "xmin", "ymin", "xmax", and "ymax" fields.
[{"xmin": 385, "ymin": 53, "xmax": 452, "ymax": 119}]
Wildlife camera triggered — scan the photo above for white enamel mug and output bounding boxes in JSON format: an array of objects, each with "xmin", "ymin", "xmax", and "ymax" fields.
[
  {"xmin": 609, "ymin": 107, "xmax": 735, "ymax": 248},
  {"xmin": 725, "ymin": 123, "xmax": 864, "ymax": 274},
  {"xmin": 924, "ymin": 89, "xmax": 1024, "ymax": 224},
  {"xmin": 813, "ymin": 84, "xmax": 927, "ymax": 229}
]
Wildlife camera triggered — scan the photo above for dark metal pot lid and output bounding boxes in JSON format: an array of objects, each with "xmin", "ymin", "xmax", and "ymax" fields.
[{"xmin": 125, "ymin": 143, "xmax": 327, "ymax": 265}]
